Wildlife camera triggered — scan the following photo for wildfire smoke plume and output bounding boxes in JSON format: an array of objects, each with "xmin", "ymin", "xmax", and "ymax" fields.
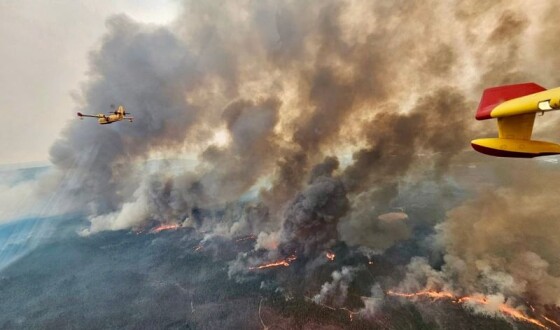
[{"xmin": 6, "ymin": 0, "xmax": 560, "ymax": 328}]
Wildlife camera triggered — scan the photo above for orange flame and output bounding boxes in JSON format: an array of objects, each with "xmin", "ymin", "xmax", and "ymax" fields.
[
  {"xmin": 150, "ymin": 223, "xmax": 180, "ymax": 233},
  {"xmin": 340, "ymin": 307, "xmax": 359, "ymax": 322},
  {"xmin": 326, "ymin": 251, "xmax": 336, "ymax": 261},
  {"xmin": 249, "ymin": 255, "xmax": 297, "ymax": 270},
  {"xmin": 544, "ymin": 316, "xmax": 560, "ymax": 328},
  {"xmin": 387, "ymin": 290, "xmax": 454, "ymax": 300},
  {"xmin": 498, "ymin": 305, "xmax": 546, "ymax": 329},
  {"xmin": 456, "ymin": 295, "xmax": 488, "ymax": 305},
  {"xmin": 387, "ymin": 290, "xmax": 549, "ymax": 329}
]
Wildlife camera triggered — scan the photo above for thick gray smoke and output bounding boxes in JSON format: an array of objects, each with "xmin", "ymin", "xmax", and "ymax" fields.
[
  {"xmin": 278, "ymin": 166, "xmax": 349, "ymax": 260},
  {"xmin": 8, "ymin": 0, "xmax": 560, "ymax": 324},
  {"xmin": 428, "ymin": 162, "xmax": 560, "ymax": 306},
  {"xmin": 49, "ymin": 15, "xmax": 200, "ymax": 216}
]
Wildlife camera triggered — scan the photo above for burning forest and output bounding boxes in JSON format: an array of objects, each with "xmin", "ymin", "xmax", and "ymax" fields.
[{"xmin": 3, "ymin": 0, "xmax": 560, "ymax": 328}]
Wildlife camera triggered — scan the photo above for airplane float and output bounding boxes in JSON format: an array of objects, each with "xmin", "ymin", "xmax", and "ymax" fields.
[
  {"xmin": 77, "ymin": 105, "xmax": 133, "ymax": 125},
  {"xmin": 472, "ymin": 83, "xmax": 560, "ymax": 158}
]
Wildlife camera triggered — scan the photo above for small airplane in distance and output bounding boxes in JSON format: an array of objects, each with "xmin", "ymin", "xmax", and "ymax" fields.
[
  {"xmin": 471, "ymin": 83, "xmax": 560, "ymax": 158},
  {"xmin": 77, "ymin": 105, "xmax": 133, "ymax": 125}
]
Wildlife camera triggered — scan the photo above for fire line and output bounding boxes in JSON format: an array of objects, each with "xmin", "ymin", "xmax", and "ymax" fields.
[
  {"xmin": 387, "ymin": 290, "xmax": 551, "ymax": 329},
  {"xmin": 249, "ymin": 255, "xmax": 297, "ymax": 270}
]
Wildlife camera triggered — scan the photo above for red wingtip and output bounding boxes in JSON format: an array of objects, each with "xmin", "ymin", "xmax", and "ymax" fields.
[{"xmin": 475, "ymin": 83, "xmax": 546, "ymax": 120}]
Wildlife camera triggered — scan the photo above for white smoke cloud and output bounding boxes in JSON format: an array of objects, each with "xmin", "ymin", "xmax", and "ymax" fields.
[{"xmin": 313, "ymin": 266, "xmax": 357, "ymax": 307}]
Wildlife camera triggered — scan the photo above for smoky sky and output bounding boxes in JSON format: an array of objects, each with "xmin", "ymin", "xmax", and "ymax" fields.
[{"xmin": 2, "ymin": 0, "xmax": 560, "ymax": 324}]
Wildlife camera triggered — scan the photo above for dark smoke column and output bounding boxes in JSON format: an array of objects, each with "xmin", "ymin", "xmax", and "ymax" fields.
[{"xmin": 278, "ymin": 160, "xmax": 349, "ymax": 261}]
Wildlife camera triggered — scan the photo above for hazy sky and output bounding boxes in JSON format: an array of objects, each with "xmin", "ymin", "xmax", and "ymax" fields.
[{"xmin": 0, "ymin": 0, "xmax": 179, "ymax": 165}]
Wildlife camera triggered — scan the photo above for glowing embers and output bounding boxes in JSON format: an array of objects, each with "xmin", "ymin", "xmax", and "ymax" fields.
[
  {"xmin": 249, "ymin": 255, "xmax": 297, "ymax": 270},
  {"xmin": 326, "ymin": 251, "xmax": 336, "ymax": 261},
  {"xmin": 149, "ymin": 223, "xmax": 180, "ymax": 233},
  {"xmin": 387, "ymin": 290, "xmax": 454, "ymax": 301},
  {"xmin": 387, "ymin": 290, "xmax": 551, "ymax": 329}
]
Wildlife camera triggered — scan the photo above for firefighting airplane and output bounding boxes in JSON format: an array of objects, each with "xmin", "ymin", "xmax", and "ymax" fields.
[
  {"xmin": 471, "ymin": 82, "xmax": 560, "ymax": 158},
  {"xmin": 77, "ymin": 105, "xmax": 133, "ymax": 125}
]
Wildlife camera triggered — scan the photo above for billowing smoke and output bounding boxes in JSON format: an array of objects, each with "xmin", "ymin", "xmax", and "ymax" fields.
[
  {"xmin": 6, "ymin": 0, "xmax": 560, "ymax": 326},
  {"xmin": 436, "ymin": 162, "xmax": 560, "ymax": 306},
  {"xmin": 313, "ymin": 266, "xmax": 358, "ymax": 307},
  {"xmin": 48, "ymin": 15, "xmax": 201, "ymax": 216},
  {"xmin": 277, "ymin": 158, "xmax": 348, "ymax": 260}
]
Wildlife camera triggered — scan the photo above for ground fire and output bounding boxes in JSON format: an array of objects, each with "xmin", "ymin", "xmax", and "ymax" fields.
[
  {"xmin": 149, "ymin": 223, "xmax": 180, "ymax": 234},
  {"xmin": 387, "ymin": 290, "xmax": 556, "ymax": 329},
  {"xmin": 249, "ymin": 255, "xmax": 297, "ymax": 270}
]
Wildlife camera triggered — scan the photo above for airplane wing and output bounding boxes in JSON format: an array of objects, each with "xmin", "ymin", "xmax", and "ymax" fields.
[
  {"xmin": 476, "ymin": 82, "xmax": 560, "ymax": 120},
  {"xmin": 475, "ymin": 83, "xmax": 547, "ymax": 120},
  {"xmin": 476, "ymin": 83, "xmax": 546, "ymax": 141},
  {"xmin": 472, "ymin": 82, "xmax": 560, "ymax": 157},
  {"xmin": 77, "ymin": 112, "xmax": 103, "ymax": 118},
  {"xmin": 77, "ymin": 112, "xmax": 95, "ymax": 118}
]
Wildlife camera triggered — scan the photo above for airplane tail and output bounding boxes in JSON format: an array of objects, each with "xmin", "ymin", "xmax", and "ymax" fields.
[
  {"xmin": 115, "ymin": 105, "xmax": 131, "ymax": 117},
  {"xmin": 476, "ymin": 83, "xmax": 546, "ymax": 120}
]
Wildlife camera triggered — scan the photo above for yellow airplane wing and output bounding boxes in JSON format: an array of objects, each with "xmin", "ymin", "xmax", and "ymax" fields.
[
  {"xmin": 472, "ymin": 83, "xmax": 560, "ymax": 158},
  {"xmin": 77, "ymin": 112, "xmax": 103, "ymax": 118},
  {"xmin": 491, "ymin": 87, "xmax": 560, "ymax": 118}
]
